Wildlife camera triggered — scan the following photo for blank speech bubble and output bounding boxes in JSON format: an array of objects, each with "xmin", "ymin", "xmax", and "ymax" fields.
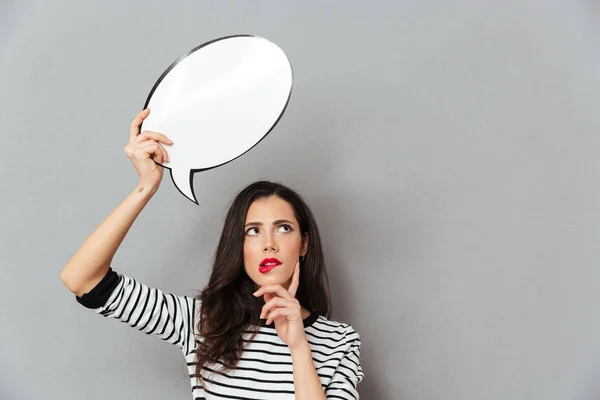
[{"xmin": 139, "ymin": 34, "xmax": 293, "ymax": 204}]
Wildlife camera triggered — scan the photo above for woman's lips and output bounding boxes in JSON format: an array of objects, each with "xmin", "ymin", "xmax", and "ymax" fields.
[
  {"xmin": 259, "ymin": 264, "xmax": 279, "ymax": 273},
  {"xmin": 259, "ymin": 258, "xmax": 281, "ymax": 273}
]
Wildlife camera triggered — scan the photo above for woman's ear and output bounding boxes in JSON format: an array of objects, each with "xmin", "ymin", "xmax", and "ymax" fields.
[{"xmin": 301, "ymin": 232, "xmax": 309, "ymax": 256}]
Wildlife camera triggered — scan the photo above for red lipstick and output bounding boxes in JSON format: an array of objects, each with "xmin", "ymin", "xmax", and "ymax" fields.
[{"xmin": 259, "ymin": 258, "xmax": 281, "ymax": 274}]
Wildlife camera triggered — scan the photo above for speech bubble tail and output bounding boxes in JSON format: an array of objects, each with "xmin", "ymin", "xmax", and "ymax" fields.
[{"xmin": 170, "ymin": 168, "xmax": 199, "ymax": 205}]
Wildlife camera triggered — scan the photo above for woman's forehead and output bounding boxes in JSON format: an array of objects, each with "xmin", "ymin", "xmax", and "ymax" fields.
[{"xmin": 245, "ymin": 196, "xmax": 297, "ymax": 222}]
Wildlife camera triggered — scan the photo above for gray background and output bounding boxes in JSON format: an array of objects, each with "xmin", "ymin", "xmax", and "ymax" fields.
[{"xmin": 1, "ymin": 0, "xmax": 599, "ymax": 399}]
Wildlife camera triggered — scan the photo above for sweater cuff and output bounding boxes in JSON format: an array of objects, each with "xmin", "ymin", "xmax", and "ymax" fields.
[{"xmin": 75, "ymin": 268, "xmax": 121, "ymax": 309}]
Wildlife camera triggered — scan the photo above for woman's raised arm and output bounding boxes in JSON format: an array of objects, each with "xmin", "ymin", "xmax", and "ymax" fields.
[{"xmin": 60, "ymin": 109, "xmax": 172, "ymax": 296}]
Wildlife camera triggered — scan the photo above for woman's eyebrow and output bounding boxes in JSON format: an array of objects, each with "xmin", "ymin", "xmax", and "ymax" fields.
[{"xmin": 244, "ymin": 219, "xmax": 294, "ymax": 228}]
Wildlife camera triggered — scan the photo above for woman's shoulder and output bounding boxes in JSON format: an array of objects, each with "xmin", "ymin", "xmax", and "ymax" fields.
[{"xmin": 307, "ymin": 314, "xmax": 362, "ymax": 343}]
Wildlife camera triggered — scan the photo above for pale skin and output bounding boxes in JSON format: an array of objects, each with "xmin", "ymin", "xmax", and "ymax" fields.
[{"xmin": 60, "ymin": 109, "xmax": 328, "ymax": 398}]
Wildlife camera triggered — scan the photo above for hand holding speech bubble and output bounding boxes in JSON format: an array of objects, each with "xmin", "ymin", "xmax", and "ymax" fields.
[{"xmin": 139, "ymin": 35, "xmax": 293, "ymax": 204}]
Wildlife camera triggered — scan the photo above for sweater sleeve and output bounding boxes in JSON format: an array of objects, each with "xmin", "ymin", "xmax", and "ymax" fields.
[
  {"xmin": 75, "ymin": 268, "xmax": 198, "ymax": 356},
  {"xmin": 324, "ymin": 326, "xmax": 365, "ymax": 400}
]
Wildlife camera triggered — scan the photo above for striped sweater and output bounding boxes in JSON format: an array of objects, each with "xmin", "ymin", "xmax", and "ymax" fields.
[{"xmin": 75, "ymin": 268, "xmax": 364, "ymax": 399}]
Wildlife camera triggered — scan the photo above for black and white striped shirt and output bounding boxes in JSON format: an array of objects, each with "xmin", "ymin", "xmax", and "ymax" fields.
[{"xmin": 76, "ymin": 268, "xmax": 364, "ymax": 399}]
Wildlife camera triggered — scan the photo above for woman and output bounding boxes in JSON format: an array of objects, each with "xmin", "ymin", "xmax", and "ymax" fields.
[{"xmin": 60, "ymin": 109, "xmax": 364, "ymax": 399}]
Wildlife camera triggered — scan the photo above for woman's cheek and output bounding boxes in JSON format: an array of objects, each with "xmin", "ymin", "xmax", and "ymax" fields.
[
  {"xmin": 282, "ymin": 234, "xmax": 302, "ymax": 256},
  {"xmin": 243, "ymin": 240, "xmax": 257, "ymax": 270}
]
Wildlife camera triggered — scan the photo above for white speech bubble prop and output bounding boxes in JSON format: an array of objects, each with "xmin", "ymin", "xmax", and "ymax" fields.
[{"xmin": 139, "ymin": 35, "xmax": 293, "ymax": 204}]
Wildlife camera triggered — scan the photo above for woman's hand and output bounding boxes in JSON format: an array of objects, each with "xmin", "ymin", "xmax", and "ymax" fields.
[
  {"xmin": 254, "ymin": 262, "xmax": 308, "ymax": 350},
  {"xmin": 123, "ymin": 109, "xmax": 173, "ymax": 188}
]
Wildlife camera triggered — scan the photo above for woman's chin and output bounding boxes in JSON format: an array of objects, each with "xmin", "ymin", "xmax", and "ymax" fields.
[{"xmin": 255, "ymin": 272, "xmax": 288, "ymax": 287}]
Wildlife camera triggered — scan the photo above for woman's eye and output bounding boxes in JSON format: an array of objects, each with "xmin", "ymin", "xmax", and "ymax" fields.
[
  {"xmin": 246, "ymin": 227, "xmax": 259, "ymax": 235},
  {"xmin": 277, "ymin": 224, "xmax": 292, "ymax": 233}
]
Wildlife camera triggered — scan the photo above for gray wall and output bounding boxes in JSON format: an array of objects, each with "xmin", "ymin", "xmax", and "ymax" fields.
[{"xmin": 1, "ymin": 1, "xmax": 600, "ymax": 399}]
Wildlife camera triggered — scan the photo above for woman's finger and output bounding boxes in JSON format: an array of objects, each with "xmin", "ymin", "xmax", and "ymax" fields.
[
  {"xmin": 153, "ymin": 142, "xmax": 169, "ymax": 163},
  {"xmin": 134, "ymin": 130, "xmax": 172, "ymax": 145},
  {"xmin": 129, "ymin": 109, "xmax": 150, "ymax": 143},
  {"xmin": 133, "ymin": 139, "xmax": 169, "ymax": 163},
  {"xmin": 287, "ymin": 261, "xmax": 300, "ymax": 298},
  {"xmin": 264, "ymin": 292, "xmax": 274, "ymax": 303},
  {"xmin": 260, "ymin": 297, "xmax": 295, "ymax": 319},
  {"xmin": 266, "ymin": 307, "xmax": 294, "ymax": 325},
  {"xmin": 253, "ymin": 284, "xmax": 294, "ymax": 301},
  {"xmin": 137, "ymin": 141, "xmax": 163, "ymax": 162},
  {"xmin": 134, "ymin": 130, "xmax": 173, "ymax": 146}
]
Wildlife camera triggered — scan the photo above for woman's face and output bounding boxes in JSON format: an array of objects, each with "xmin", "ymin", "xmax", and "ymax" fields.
[{"xmin": 243, "ymin": 195, "xmax": 307, "ymax": 288}]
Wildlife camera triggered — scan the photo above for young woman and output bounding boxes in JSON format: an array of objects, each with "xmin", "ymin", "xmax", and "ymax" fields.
[{"xmin": 60, "ymin": 109, "xmax": 364, "ymax": 399}]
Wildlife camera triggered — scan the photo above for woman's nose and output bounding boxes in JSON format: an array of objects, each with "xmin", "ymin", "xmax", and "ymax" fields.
[{"xmin": 263, "ymin": 237, "xmax": 278, "ymax": 252}]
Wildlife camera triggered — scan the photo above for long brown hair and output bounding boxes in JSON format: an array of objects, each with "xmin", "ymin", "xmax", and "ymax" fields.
[{"xmin": 193, "ymin": 180, "xmax": 331, "ymax": 384}]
